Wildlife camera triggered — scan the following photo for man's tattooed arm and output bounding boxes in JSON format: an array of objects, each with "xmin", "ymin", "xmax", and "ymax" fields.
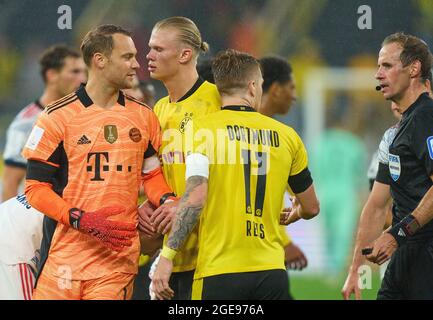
[{"xmin": 167, "ymin": 175, "xmax": 208, "ymax": 250}]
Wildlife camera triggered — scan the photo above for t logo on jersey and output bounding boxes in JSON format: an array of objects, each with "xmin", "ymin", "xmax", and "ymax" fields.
[
  {"xmin": 388, "ymin": 153, "xmax": 401, "ymax": 181},
  {"xmin": 87, "ymin": 152, "xmax": 109, "ymax": 181},
  {"xmin": 427, "ymin": 136, "xmax": 433, "ymax": 160},
  {"xmin": 104, "ymin": 125, "xmax": 118, "ymax": 144}
]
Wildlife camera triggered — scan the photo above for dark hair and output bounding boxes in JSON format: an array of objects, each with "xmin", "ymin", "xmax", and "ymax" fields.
[
  {"xmin": 382, "ymin": 32, "xmax": 433, "ymax": 82},
  {"xmin": 259, "ymin": 56, "xmax": 293, "ymax": 92},
  {"xmin": 39, "ymin": 45, "xmax": 80, "ymax": 82},
  {"xmin": 80, "ymin": 24, "xmax": 132, "ymax": 66},
  {"xmin": 212, "ymin": 49, "xmax": 260, "ymax": 96},
  {"xmin": 197, "ymin": 58, "xmax": 214, "ymax": 83}
]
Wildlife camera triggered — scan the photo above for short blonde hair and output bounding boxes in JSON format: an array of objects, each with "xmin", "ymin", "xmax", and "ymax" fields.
[
  {"xmin": 154, "ymin": 16, "xmax": 209, "ymax": 57},
  {"xmin": 212, "ymin": 49, "xmax": 261, "ymax": 96}
]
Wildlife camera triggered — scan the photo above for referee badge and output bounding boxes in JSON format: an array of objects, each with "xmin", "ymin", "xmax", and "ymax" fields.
[
  {"xmin": 104, "ymin": 125, "xmax": 118, "ymax": 144},
  {"xmin": 388, "ymin": 153, "xmax": 401, "ymax": 181},
  {"xmin": 427, "ymin": 136, "xmax": 433, "ymax": 160}
]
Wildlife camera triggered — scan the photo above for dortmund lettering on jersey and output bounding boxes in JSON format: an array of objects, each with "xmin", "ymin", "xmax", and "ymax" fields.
[
  {"xmin": 153, "ymin": 79, "xmax": 221, "ymax": 272},
  {"xmin": 189, "ymin": 105, "xmax": 311, "ymax": 279}
]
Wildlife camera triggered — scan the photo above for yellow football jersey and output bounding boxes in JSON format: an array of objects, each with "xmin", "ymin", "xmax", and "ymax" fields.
[
  {"xmin": 190, "ymin": 105, "xmax": 311, "ymax": 279},
  {"xmin": 154, "ymin": 79, "xmax": 221, "ymax": 272}
]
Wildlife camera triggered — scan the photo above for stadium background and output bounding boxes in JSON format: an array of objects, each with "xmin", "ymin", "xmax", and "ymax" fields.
[{"xmin": 0, "ymin": 0, "xmax": 432, "ymax": 299}]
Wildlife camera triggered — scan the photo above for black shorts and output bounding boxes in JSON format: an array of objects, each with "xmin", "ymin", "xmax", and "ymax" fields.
[
  {"xmin": 169, "ymin": 270, "xmax": 195, "ymax": 300},
  {"xmin": 377, "ymin": 239, "xmax": 433, "ymax": 299},
  {"xmin": 194, "ymin": 269, "xmax": 289, "ymax": 300},
  {"xmin": 132, "ymin": 260, "xmax": 152, "ymax": 300}
]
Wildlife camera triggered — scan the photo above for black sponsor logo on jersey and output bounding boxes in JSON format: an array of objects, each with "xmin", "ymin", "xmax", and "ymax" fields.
[
  {"xmin": 77, "ymin": 135, "xmax": 91, "ymax": 145},
  {"xmin": 129, "ymin": 127, "xmax": 142, "ymax": 142},
  {"xmin": 179, "ymin": 112, "xmax": 193, "ymax": 133},
  {"xmin": 87, "ymin": 152, "xmax": 133, "ymax": 181},
  {"xmin": 104, "ymin": 125, "xmax": 118, "ymax": 144}
]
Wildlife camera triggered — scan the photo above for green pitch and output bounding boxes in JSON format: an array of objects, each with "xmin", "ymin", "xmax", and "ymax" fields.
[{"xmin": 290, "ymin": 272, "xmax": 381, "ymax": 300}]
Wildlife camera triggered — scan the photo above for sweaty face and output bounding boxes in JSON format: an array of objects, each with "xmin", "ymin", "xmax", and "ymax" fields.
[
  {"xmin": 146, "ymin": 27, "xmax": 183, "ymax": 81},
  {"xmin": 375, "ymin": 42, "xmax": 411, "ymax": 102},
  {"xmin": 56, "ymin": 57, "xmax": 87, "ymax": 97},
  {"xmin": 104, "ymin": 33, "xmax": 140, "ymax": 89},
  {"xmin": 275, "ymin": 79, "xmax": 297, "ymax": 114}
]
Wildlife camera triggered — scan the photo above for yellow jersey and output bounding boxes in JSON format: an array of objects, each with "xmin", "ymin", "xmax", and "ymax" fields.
[
  {"xmin": 190, "ymin": 105, "xmax": 312, "ymax": 279},
  {"xmin": 154, "ymin": 79, "xmax": 221, "ymax": 272}
]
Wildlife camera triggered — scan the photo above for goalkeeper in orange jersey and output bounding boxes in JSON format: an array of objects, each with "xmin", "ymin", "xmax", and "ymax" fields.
[{"xmin": 23, "ymin": 24, "xmax": 175, "ymax": 300}]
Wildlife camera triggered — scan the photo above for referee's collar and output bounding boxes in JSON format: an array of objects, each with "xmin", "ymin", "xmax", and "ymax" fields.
[
  {"xmin": 222, "ymin": 105, "xmax": 256, "ymax": 112},
  {"xmin": 76, "ymin": 84, "xmax": 126, "ymax": 108}
]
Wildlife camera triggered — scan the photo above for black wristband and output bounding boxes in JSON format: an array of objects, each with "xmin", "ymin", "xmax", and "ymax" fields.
[
  {"xmin": 387, "ymin": 214, "xmax": 421, "ymax": 246},
  {"xmin": 159, "ymin": 192, "xmax": 176, "ymax": 206},
  {"xmin": 69, "ymin": 207, "xmax": 84, "ymax": 229}
]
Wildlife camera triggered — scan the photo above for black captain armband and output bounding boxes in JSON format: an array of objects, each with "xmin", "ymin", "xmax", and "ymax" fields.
[
  {"xmin": 288, "ymin": 167, "xmax": 313, "ymax": 194},
  {"xmin": 159, "ymin": 192, "xmax": 177, "ymax": 206},
  {"xmin": 387, "ymin": 214, "xmax": 421, "ymax": 246}
]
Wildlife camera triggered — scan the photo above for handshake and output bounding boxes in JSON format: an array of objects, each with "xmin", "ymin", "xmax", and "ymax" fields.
[
  {"xmin": 68, "ymin": 200, "xmax": 179, "ymax": 252},
  {"xmin": 137, "ymin": 200, "xmax": 178, "ymax": 238}
]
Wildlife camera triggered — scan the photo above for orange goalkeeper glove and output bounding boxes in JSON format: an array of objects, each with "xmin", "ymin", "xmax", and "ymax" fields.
[{"xmin": 69, "ymin": 206, "xmax": 136, "ymax": 252}]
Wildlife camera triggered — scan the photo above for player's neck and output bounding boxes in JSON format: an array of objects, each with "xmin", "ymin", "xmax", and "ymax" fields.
[
  {"xmin": 221, "ymin": 96, "xmax": 255, "ymax": 110},
  {"xmin": 164, "ymin": 68, "xmax": 199, "ymax": 103},
  {"xmin": 258, "ymin": 94, "xmax": 275, "ymax": 117},
  {"xmin": 85, "ymin": 76, "xmax": 120, "ymax": 109},
  {"xmin": 39, "ymin": 88, "xmax": 64, "ymax": 107},
  {"xmin": 395, "ymin": 81, "xmax": 428, "ymax": 113}
]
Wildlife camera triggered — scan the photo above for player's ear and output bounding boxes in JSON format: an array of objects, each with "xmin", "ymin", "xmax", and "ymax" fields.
[
  {"xmin": 410, "ymin": 60, "xmax": 421, "ymax": 78},
  {"xmin": 269, "ymin": 82, "xmax": 281, "ymax": 98},
  {"xmin": 92, "ymin": 52, "xmax": 107, "ymax": 69},
  {"xmin": 179, "ymin": 48, "xmax": 193, "ymax": 64},
  {"xmin": 45, "ymin": 69, "xmax": 59, "ymax": 84},
  {"xmin": 248, "ymin": 80, "xmax": 257, "ymax": 98}
]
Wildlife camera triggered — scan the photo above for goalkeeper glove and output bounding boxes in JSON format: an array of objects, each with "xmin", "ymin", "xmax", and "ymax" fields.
[{"xmin": 69, "ymin": 206, "xmax": 136, "ymax": 252}]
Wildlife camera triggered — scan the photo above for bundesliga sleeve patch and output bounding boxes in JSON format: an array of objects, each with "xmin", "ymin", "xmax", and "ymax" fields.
[
  {"xmin": 427, "ymin": 136, "xmax": 433, "ymax": 160},
  {"xmin": 388, "ymin": 153, "xmax": 401, "ymax": 181},
  {"xmin": 25, "ymin": 126, "xmax": 45, "ymax": 150}
]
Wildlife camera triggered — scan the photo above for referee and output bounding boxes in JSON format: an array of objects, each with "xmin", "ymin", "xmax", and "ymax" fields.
[{"xmin": 366, "ymin": 32, "xmax": 433, "ymax": 299}]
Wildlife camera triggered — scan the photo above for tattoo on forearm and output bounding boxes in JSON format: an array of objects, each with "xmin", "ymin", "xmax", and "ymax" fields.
[{"xmin": 167, "ymin": 176, "xmax": 207, "ymax": 250}]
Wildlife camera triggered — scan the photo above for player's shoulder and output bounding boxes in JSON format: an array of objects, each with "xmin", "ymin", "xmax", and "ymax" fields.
[
  {"xmin": 124, "ymin": 93, "xmax": 152, "ymax": 111},
  {"xmin": 263, "ymin": 115, "xmax": 296, "ymax": 135},
  {"xmin": 382, "ymin": 124, "xmax": 399, "ymax": 142},
  {"xmin": 44, "ymin": 91, "xmax": 79, "ymax": 116},
  {"xmin": 198, "ymin": 80, "xmax": 218, "ymax": 93},
  {"xmin": 413, "ymin": 93, "xmax": 433, "ymax": 117},
  {"xmin": 16, "ymin": 101, "xmax": 43, "ymax": 119},
  {"xmin": 196, "ymin": 81, "xmax": 220, "ymax": 100},
  {"xmin": 154, "ymin": 95, "xmax": 170, "ymax": 110}
]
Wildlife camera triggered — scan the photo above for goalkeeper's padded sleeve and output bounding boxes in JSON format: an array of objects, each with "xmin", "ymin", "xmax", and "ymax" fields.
[
  {"xmin": 25, "ymin": 179, "xmax": 72, "ymax": 226},
  {"xmin": 142, "ymin": 166, "xmax": 176, "ymax": 207},
  {"xmin": 25, "ymin": 180, "xmax": 136, "ymax": 251}
]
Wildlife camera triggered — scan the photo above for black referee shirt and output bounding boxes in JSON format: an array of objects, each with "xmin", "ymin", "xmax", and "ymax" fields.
[{"xmin": 388, "ymin": 92, "xmax": 433, "ymax": 240}]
